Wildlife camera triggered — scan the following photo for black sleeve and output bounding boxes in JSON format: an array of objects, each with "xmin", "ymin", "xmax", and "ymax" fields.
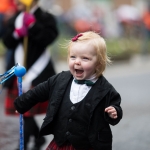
[
  {"xmin": 104, "ymin": 89, "xmax": 123, "ymax": 125},
  {"xmin": 14, "ymin": 73, "xmax": 59, "ymax": 114},
  {"xmin": 28, "ymin": 10, "xmax": 59, "ymax": 48}
]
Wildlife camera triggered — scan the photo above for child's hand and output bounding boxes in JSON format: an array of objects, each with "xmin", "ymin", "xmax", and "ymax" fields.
[{"xmin": 105, "ymin": 106, "xmax": 118, "ymax": 119}]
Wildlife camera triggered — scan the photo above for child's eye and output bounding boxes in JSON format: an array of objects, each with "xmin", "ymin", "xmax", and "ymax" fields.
[
  {"xmin": 70, "ymin": 56, "xmax": 75, "ymax": 59},
  {"xmin": 83, "ymin": 57, "xmax": 89, "ymax": 60}
]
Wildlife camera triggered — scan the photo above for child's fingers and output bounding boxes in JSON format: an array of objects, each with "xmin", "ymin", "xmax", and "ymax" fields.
[
  {"xmin": 105, "ymin": 106, "xmax": 118, "ymax": 119},
  {"xmin": 15, "ymin": 110, "xmax": 18, "ymax": 113},
  {"xmin": 105, "ymin": 106, "xmax": 114, "ymax": 112},
  {"xmin": 111, "ymin": 111, "xmax": 118, "ymax": 118},
  {"xmin": 112, "ymin": 114, "xmax": 117, "ymax": 119},
  {"xmin": 105, "ymin": 107, "xmax": 111, "ymax": 112}
]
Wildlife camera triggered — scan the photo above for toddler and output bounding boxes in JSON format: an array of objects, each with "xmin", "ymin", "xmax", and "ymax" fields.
[{"xmin": 14, "ymin": 31, "xmax": 123, "ymax": 150}]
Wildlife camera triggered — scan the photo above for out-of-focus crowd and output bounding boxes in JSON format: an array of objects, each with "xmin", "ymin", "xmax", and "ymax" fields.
[
  {"xmin": 0, "ymin": 1, "xmax": 149, "ymax": 150},
  {"xmin": 1, "ymin": 0, "xmax": 150, "ymax": 39},
  {"xmin": 39, "ymin": 0, "xmax": 150, "ymax": 39}
]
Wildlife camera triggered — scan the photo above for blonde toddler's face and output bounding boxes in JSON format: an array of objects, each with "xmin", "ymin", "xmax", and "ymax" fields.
[{"xmin": 69, "ymin": 42, "xmax": 98, "ymax": 80}]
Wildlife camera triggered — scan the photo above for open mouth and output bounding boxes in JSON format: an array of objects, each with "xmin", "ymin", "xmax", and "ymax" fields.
[{"xmin": 75, "ymin": 69, "xmax": 84, "ymax": 76}]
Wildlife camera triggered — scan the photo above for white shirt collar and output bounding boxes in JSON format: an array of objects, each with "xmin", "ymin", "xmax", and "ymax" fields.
[
  {"xmin": 70, "ymin": 74, "xmax": 98, "ymax": 104},
  {"xmin": 73, "ymin": 74, "xmax": 98, "ymax": 83}
]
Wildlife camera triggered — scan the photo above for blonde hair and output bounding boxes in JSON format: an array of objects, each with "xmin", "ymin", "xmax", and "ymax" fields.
[{"xmin": 67, "ymin": 31, "xmax": 111, "ymax": 77}]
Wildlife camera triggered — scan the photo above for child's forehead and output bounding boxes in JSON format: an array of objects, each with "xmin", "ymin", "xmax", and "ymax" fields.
[
  {"xmin": 71, "ymin": 42, "xmax": 93, "ymax": 50},
  {"xmin": 70, "ymin": 42, "xmax": 97, "ymax": 55}
]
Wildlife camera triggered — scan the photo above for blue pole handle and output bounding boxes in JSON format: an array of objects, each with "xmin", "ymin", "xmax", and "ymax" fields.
[
  {"xmin": 14, "ymin": 65, "xmax": 26, "ymax": 150},
  {"xmin": 14, "ymin": 66, "xmax": 26, "ymax": 78}
]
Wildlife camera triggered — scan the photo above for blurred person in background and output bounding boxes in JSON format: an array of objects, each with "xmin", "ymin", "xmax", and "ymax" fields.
[
  {"xmin": 115, "ymin": 4, "xmax": 141, "ymax": 38},
  {"xmin": 0, "ymin": 0, "xmax": 17, "ymax": 37},
  {"xmin": 2, "ymin": 0, "xmax": 59, "ymax": 149},
  {"xmin": 63, "ymin": 4, "xmax": 102, "ymax": 35},
  {"xmin": 142, "ymin": 1, "xmax": 150, "ymax": 54},
  {"xmin": 0, "ymin": 0, "xmax": 18, "ymax": 71}
]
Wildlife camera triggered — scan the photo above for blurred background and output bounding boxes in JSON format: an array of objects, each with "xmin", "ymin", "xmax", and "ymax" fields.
[
  {"xmin": 41, "ymin": 0, "xmax": 150, "ymax": 61},
  {"xmin": 0, "ymin": 0, "xmax": 150, "ymax": 60},
  {"xmin": 0, "ymin": 0, "xmax": 150, "ymax": 150}
]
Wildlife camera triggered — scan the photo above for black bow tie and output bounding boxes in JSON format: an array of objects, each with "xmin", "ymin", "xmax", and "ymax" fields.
[{"xmin": 74, "ymin": 79, "xmax": 94, "ymax": 86}]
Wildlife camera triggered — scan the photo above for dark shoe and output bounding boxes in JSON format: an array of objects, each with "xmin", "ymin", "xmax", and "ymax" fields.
[{"xmin": 31, "ymin": 137, "xmax": 46, "ymax": 150}]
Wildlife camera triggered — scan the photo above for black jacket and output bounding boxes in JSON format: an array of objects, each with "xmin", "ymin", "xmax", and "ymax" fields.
[
  {"xmin": 14, "ymin": 71, "xmax": 123, "ymax": 150},
  {"xmin": 2, "ymin": 7, "xmax": 58, "ymax": 87}
]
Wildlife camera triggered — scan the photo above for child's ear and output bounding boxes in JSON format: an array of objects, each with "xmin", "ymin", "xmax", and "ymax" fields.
[
  {"xmin": 95, "ymin": 62, "xmax": 100, "ymax": 73},
  {"xmin": 96, "ymin": 61, "xmax": 101, "ymax": 68}
]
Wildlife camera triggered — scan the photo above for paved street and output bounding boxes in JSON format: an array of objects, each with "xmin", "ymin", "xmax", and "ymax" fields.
[{"xmin": 0, "ymin": 55, "xmax": 150, "ymax": 150}]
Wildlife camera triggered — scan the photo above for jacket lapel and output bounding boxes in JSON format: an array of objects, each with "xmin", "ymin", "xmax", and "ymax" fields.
[
  {"xmin": 53, "ymin": 71, "xmax": 72, "ymax": 113},
  {"xmin": 90, "ymin": 75, "xmax": 111, "ymax": 112}
]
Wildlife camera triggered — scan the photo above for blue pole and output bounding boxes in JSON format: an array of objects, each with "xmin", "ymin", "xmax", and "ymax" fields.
[
  {"xmin": 14, "ymin": 65, "xmax": 26, "ymax": 150},
  {"xmin": 0, "ymin": 64, "xmax": 26, "ymax": 150}
]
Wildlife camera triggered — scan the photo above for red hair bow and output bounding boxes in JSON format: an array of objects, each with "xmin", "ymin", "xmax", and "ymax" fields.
[{"xmin": 72, "ymin": 33, "xmax": 83, "ymax": 41}]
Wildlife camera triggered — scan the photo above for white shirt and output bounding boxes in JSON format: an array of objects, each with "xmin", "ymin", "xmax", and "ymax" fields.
[{"xmin": 70, "ymin": 74, "xmax": 98, "ymax": 104}]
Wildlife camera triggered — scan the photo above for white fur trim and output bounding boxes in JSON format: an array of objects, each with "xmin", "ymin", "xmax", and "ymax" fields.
[
  {"xmin": 15, "ymin": 12, "xmax": 24, "ymax": 28},
  {"xmin": 14, "ymin": 44, "xmax": 24, "ymax": 65},
  {"xmin": 14, "ymin": 44, "xmax": 51, "ymax": 92},
  {"xmin": 22, "ymin": 49, "xmax": 51, "ymax": 92}
]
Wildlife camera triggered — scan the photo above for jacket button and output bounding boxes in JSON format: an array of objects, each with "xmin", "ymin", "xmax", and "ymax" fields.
[
  {"xmin": 66, "ymin": 131, "xmax": 70, "ymax": 136},
  {"xmin": 69, "ymin": 119, "xmax": 72, "ymax": 122},
  {"xmin": 71, "ymin": 106, "xmax": 75, "ymax": 110}
]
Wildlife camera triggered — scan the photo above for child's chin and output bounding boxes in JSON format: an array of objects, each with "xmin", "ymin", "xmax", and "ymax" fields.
[
  {"xmin": 75, "ymin": 77, "xmax": 84, "ymax": 80},
  {"xmin": 75, "ymin": 73, "xmax": 84, "ymax": 78}
]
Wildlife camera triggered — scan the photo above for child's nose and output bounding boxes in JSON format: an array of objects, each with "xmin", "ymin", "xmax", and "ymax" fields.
[{"xmin": 75, "ymin": 58, "xmax": 81, "ymax": 65}]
